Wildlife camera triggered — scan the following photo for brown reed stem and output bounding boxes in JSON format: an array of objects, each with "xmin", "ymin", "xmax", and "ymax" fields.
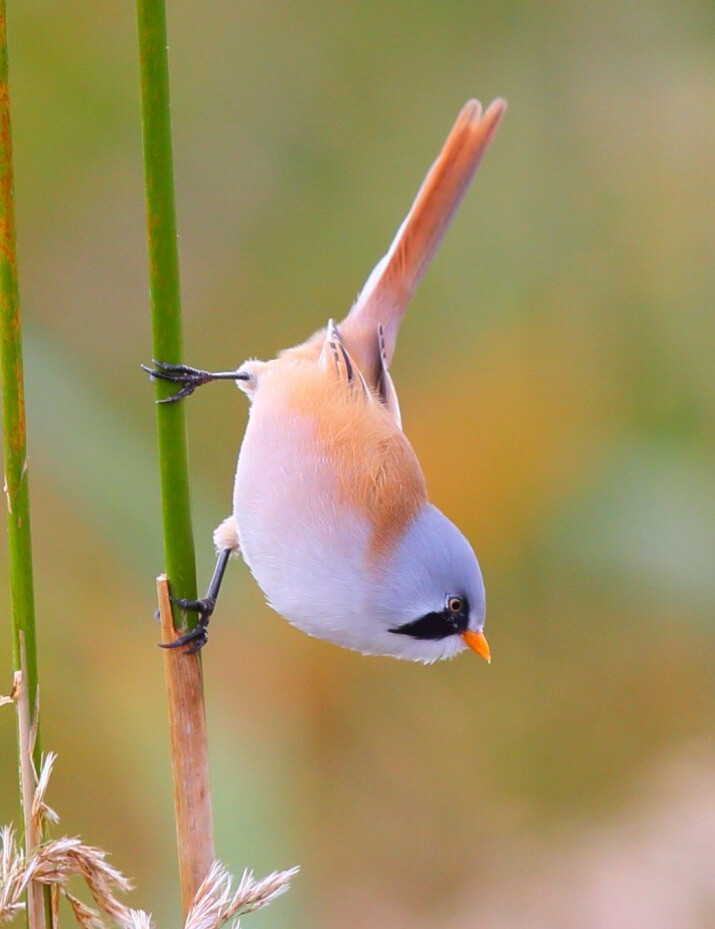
[
  {"xmin": 15, "ymin": 638, "xmax": 46, "ymax": 929},
  {"xmin": 157, "ymin": 575, "xmax": 215, "ymax": 915}
]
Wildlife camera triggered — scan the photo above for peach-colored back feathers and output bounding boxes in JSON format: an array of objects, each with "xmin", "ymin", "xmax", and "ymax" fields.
[{"xmin": 280, "ymin": 354, "xmax": 427, "ymax": 558}]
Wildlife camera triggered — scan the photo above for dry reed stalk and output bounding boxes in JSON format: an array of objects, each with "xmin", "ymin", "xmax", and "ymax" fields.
[
  {"xmin": 157, "ymin": 575, "xmax": 215, "ymax": 914},
  {"xmin": 14, "ymin": 641, "xmax": 46, "ymax": 929}
]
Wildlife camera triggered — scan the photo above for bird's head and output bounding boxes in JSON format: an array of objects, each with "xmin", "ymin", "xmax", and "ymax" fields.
[{"xmin": 374, "ymin": 504, "xmax": 488, "ymax": 663}]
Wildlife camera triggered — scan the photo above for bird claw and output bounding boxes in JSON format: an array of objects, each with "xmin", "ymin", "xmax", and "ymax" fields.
[
  {"xmin": 159, "ymin": 595, "xmax": 216, "ymax": 654},
  {"xmin": 141, "ymin": 360, "xmax": 215, "ymax": 403}
]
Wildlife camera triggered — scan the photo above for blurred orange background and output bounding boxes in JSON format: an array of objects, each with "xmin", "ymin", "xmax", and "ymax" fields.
[{"xmin": 1, "ymin": 1, "xmax": 714, "ymax": 927}]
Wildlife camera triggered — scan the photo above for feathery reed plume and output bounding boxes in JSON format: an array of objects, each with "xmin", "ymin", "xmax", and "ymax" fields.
[
  {"xmin": 0, "ymin": 822, "xmax": 297, "ymax": 929},
  {"xmin": 0, "ymin": 826, "xmax": 26, "ymax": 923},
  {"xmin": 185, "ymin": 861, "xmax": 299, "ymax": 929},
  {"xmin": 0, "ymin": 704, "xmax": 298, "ymax": 929}
]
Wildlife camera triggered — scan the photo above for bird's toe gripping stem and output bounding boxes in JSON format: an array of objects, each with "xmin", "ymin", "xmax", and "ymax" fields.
[
  {"xmin": 141, "ymin": 361, "xmax": 217, "ymax": 403},
  {"xmin": 141, "ymin": 360, "xmax": 249, "ymax": 403},
  {"xmin": 160, "ymin": 595, "xmax": 216, "ymax": 654},
  {"xmin": 158, "ymin": 548, "xmax": 231, "ymax": 655}
]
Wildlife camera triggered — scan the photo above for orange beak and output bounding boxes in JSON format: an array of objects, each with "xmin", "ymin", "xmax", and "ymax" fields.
[{"xmin": 460, "ymin": 628, "xmax": 491, "ymax": 663}]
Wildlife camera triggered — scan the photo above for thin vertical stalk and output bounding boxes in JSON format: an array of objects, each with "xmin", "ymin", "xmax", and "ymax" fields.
[
  {"xmin": 16, "ymin": 645, "xmax": 46, "ymax": 929},
  {"xmin": 0, "ymin": 0, "xmax": 41, "ymax": 774},
  {"xmin": 0, "ymin": 9, "xmax": 50, "ymax": 928},
  {"xmin": 135, "ymin": 0, "xmax": 215, "ymax": 912},
  {"xmin": 157, "ymin": 575, "xmax": 214, "ymax": 916},
  {"xmin": 136, "ymin": 0, "xmax": 198, "ymax": 615}
]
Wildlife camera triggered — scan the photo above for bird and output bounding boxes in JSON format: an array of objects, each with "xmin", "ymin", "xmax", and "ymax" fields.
[{"xmin": 144, "ymin": 97, "xmax": 506, "ymax": 663}]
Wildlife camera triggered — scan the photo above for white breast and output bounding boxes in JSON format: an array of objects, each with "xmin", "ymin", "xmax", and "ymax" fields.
[{"xmin": 233, "ymin": 382, "xmax": 375, "ymax": 644}]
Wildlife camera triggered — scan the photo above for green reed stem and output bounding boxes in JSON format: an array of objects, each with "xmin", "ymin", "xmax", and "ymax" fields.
[
  {"xmin": 0, "ymin": 11, "xmax": 54, "ymax": 926},
  {"xmin": 0, "ymin": 0, "xmax": 41, "ymax": 770},
  {"xmin": 136, "ymin": 0, "xmax": 198, "ymax": 621}
]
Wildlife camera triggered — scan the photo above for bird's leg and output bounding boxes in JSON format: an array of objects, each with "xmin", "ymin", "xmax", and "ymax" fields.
[
  {"xmin": 141, "ymin": 360, "xmax": 249, "ymax": 403},
  {"xmin": 160, "ymin": 547, "xmax": 232, "ymax": 654}
]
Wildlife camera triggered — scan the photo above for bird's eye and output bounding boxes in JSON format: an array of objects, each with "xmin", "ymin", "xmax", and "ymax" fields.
[{"xmin": 447, "ymin": 596, "xmax": 464, "ymax": 614}]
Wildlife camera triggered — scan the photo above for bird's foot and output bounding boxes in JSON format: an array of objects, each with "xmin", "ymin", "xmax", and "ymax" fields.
[
  {"xmin": 142, "ymin": 360, "xmax": 249, "ymax": 403},
  {"xmin": 141, "ymin": 361, "xmax": 217, "ymax": 403},
  {"xmin": 159, "ymin": 595, "xmax": 216, "ymax": 654}
]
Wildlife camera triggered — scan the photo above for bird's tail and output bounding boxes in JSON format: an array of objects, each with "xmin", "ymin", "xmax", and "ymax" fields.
[{"xmin": 339, "ymin": 98, "xmax": 506, "ymax": 383}]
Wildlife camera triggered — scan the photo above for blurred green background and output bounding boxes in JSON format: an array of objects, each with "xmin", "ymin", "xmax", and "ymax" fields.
[{"xmin": 1, "ymin": 0, "xmax": 714, "ymax": 926}]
